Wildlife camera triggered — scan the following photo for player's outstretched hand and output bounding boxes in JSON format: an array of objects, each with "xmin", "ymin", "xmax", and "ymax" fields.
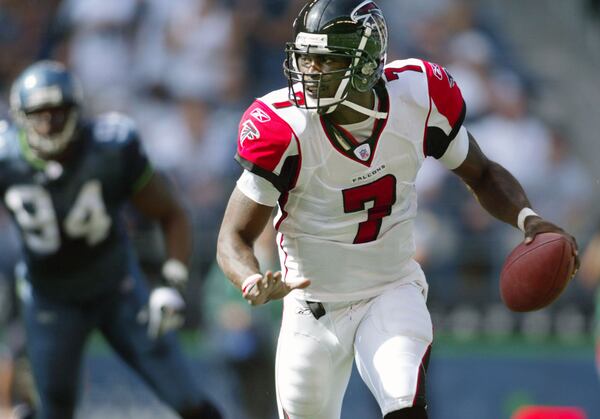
[
  {"xmin": 242, "ymin": 271, "xmax": 311, "ymax": 306},
  {"xmin": 523, "ymin": 216, "xmax": 579, "ymax": 273}
]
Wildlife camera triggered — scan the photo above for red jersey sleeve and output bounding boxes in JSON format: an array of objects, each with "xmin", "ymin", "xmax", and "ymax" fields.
[
  {"xmin": 235, "ymin": 100, "xmax": 300, "ymax": 192},
  {"xmin": 422, "ymin": 61, "xmax": 467, "ymax": 159}
]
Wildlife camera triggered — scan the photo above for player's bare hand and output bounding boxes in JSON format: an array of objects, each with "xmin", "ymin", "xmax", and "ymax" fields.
[
  {"xmin": 242, "ymin": 271, "xmax": 311, "ymax": 306},
  {"xmin": 524, "ymin": 216, "xmax": 579, "ymax": 273}
]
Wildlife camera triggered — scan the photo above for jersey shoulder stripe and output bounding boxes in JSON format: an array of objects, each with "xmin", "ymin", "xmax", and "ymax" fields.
[
  {"xmin": 235, "ymin": 89, "xmax": 305, "ymax": 193},
  {"xmin": 383, "ymin": 58, "xmax": 429, "ymax": 110},
  {"xmin": 256, "ymin": 86, "xmax": 309, "ymax": 136},
  {"xmin": 421, "ymin": 60, "xmax": 465, "ymax": 130},
  {"xmin": 383, "ymin": 58, "xmax": 425, "ymax": 81},
  {"xmin": 236, "ymin": 95, "xmax": 300, "ymax": 172},
  {"xmin": 383, "ymin": 58, "xmax": 464, "ymax": 127},
  {"xmin": 384, "ymin": 58, "xmax": 466, "ymax": 158},
  {"xmin": 421, "ymin": 60, "xmax": 466, "ymax": 158}
]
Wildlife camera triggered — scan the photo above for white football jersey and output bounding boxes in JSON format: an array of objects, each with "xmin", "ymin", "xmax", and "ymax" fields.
[{"xmin": 236, "ymin": 59, "xmax": 467, "ymax": 302}]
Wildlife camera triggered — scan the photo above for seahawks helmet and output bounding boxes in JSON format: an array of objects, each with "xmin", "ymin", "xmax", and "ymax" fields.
[
  {"xmin": 10, "ymin": 61, "xmax": 83, "ymax": 158},
  {"xmin": 284, "ymin": 0, "xmax": 388, "ymax": 113}
]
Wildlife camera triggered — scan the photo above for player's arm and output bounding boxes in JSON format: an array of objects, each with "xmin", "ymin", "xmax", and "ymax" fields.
[
  {"xmin": 220, "ymin": 99, "xmax": 310, "ymax": 305},
  {"xmin": 98, "ymin": 113, "xmax": 192, "ymax": 283},
  {"xmin": 131, "ymin": 172, "xmax": 190, "ymax": 338},
  {"xmin": 131, "ymin": 171, "xmax": 192, "ymax": 287},
  {"xmin": 217, "ymin": 186, "xmax": 310, "ymax": 305},
  {"xmin": 452, "ymin": 131, "xmax": 579, "ymax": 264},
  {"xmin": 217, "ymin": 186, "xmax": 273, "ymax": 288},
  {"xmin": 418, "ymin": 61, "xmax": 578, "ymax": 268}
]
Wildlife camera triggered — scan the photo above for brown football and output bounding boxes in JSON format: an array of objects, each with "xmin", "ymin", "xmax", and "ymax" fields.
[{"xmin": 500, "ymin": 232, "xmax": 575, "ymax": 312}]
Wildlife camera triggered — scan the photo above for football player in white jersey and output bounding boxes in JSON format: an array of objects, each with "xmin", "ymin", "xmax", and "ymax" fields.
[{"xmin": 216, "ymin": 1, "xmax": 579, "ymax": 418}]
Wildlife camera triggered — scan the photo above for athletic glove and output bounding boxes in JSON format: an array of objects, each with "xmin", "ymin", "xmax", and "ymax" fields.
[{"xmin": 147, "ymin": 286, "xmax": 185, "ymax": 339}]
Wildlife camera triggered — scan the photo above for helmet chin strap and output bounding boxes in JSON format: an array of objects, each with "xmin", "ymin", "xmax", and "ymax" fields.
[
  {"xmin": 340, "ymin": 99, "xmax": 388, "ymax": 119},
  {"xmin": 317, "ymin": 72, "xmax": 351, "ymax": 114}
]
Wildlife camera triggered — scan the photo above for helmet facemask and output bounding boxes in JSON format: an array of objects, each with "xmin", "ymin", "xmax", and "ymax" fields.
[
  {"xmin": 285, "ymin": 45, "xmax": 352, "ymax": 114},
  {"xmin": 16, "ymin": 105, "xmax": 80, "ymax": 158}
]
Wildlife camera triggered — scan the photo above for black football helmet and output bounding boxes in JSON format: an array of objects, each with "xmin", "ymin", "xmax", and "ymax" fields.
[
  {"xmin": 284, "ymin": 0, "xmax": 388, "ymax": 114},
  {"xmin": 10, "ymin": 60, "xmax": 83, "ymax": 159}
]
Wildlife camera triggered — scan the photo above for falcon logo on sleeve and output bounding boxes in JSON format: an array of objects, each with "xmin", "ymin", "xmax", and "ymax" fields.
[
  {"xmin": 443, "ymin": 67, "xmax": 456, "ymax": 88},
  {"xmin": 430, "ymin": 63, "xmax": 444, "ymax": 80},
  {"xmin": 240, "ymin": 119, "xmax": 260, "ymax": 144}
]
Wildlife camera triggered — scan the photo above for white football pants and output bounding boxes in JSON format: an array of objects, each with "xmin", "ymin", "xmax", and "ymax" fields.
[{"xmin": 276, "ymin": 277, "xmax": 433, "ymax": 419}]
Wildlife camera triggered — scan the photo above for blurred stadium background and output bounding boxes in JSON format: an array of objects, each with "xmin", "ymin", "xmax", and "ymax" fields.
[{"xmin": 0, "ymin": 0, "xmax": 599, "ymax": 418}]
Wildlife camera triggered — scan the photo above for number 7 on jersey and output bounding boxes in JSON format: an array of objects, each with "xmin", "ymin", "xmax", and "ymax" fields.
[{"xmin": 342, "ymin": 175, "xmax": 397, "ymax": 244}]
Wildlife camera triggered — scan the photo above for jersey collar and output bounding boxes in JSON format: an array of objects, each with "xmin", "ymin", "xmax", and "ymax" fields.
[{"xmin": 320, "ymin": 82, "xmax": 389, "ymax": 167}]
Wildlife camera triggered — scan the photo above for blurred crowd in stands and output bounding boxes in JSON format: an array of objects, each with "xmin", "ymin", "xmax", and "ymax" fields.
[{"xmin": 0, "ymin": 0, "xmax": 597, "ymax": 417}]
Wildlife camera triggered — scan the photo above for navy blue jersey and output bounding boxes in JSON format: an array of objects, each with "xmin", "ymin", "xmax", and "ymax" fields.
[{"xmin": 0, "ymin": 114, "xmax": 153, "ymax": 300}]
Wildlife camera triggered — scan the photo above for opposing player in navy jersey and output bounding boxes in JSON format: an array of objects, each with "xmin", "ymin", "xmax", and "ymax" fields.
[
  {"xmin": 1, "ymin": 61, "xmax": 222, "ymax": 419},
  {"xmin": 216, "ymin": 1, "xmax": 579, "ymax": 418}
]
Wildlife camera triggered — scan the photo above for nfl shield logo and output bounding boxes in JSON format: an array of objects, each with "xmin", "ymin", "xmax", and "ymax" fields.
[{"xmin": 354, "ymin": 144, "xmax": 371, "ymax": 161}]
